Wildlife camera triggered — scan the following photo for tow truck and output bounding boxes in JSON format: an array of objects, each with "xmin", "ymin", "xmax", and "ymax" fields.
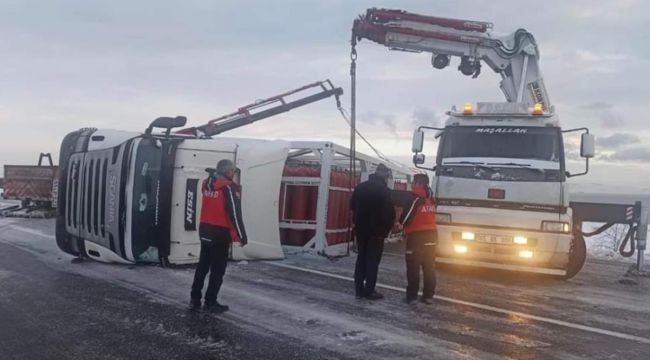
[
  {"xmin": 55, "ymin": 81, "xmax": 343, "ymax": 265},
  {"xmin": 351, "ymin": 8, "xmax": 647, "ymax": 278}
]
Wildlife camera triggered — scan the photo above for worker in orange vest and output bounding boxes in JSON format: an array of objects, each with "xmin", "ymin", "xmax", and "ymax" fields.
[
  {"xmin": 399, "ymin": 173, "xmax": 437, "ymax": 304},
  {"xmin": 190, "ymin": 159, "xmax": 247, "ymax": 313}
]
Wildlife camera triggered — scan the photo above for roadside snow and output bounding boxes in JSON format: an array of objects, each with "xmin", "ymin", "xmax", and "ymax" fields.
[{"xmin": 584, "ymin": 222, "xmax": 646, "ymax": 262}]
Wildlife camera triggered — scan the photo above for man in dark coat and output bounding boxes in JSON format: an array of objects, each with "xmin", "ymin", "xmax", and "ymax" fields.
[
  {"xmin": 189, "ymin": 159, "xmax": 248, "ymax": 313},
  {"xmin": 350, "ymin": 164, "xmax": 395, "ymax": 300}
]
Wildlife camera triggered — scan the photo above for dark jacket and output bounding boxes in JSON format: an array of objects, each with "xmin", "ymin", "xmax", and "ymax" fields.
[{"xmin": 350, "ymin": 174, "xmax": 395, "ymax": 238}]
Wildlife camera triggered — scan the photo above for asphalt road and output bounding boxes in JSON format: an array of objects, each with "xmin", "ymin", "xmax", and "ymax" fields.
[
  {"xmin": 1, "ymin": 217, "xmax": 649, "ymax": 359},
  {"xmin": 0, "ymin": 241, "xmax": 343, "ymax": 360}
]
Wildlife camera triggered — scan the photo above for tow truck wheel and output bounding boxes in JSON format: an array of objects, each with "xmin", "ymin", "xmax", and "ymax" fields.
[{"xmin": 564, "ymin": 232, "xmax": 586, "ymax": 279}]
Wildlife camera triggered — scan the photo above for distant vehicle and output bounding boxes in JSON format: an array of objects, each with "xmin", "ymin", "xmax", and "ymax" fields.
[{"xmin": 1, "ymin": 153, "xmax": 58, "ymax": 216}]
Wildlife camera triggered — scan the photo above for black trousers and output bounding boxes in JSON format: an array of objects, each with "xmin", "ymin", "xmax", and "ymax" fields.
[
  {"xmin": 355, "ymin": 233, "xmax": 385, "ymax": 297},
  {"xmin": 191, "ymin": 224, "xmax": 231, "ymax": 304},
  {"xmin": 405, "ymin": 230, "xmax": 437, "ymax": 300}
]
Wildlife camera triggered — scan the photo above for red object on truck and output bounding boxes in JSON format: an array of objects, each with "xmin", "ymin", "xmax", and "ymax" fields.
[
  {"xmin": 306, "ymin": 166, "xmax": 320, "ymax": 221},
  {"xmin": 3, "ymin": 163, "xmax": 58, "ymax": 204},
  {"xmin": 289, "ymin": 166, "xmax": 309, "ymax": 221}
]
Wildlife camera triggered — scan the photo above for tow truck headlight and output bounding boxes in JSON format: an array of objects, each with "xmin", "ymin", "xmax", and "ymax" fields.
[
  {"xmin": 519, "ymin": 250, "xmax": 534, "ymax": 259},
  {"xmin": 461, "ymin": 232, "xmax": 475, "ymax": 241},
  {"xmin": 513, "ymin": 236, "xmax": 528, "ymax": 245},
  {"xmin": 541, "ymin": 221, "xmax": 571, "ymax": 233},
  {"xmin": 436, "ymin": 212, "xmax": 452, "ymax": 224},
  {"xmin": 454, "ymin": 244, "xmax": 468, "ymax": 254}
]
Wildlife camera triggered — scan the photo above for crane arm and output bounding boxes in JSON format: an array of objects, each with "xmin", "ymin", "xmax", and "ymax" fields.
[
  {"xmin": 352, "ymin": 8, "xmax": 551, "ymax": 110},
  {"xmin": 177, "ymin": 80, "xmax": 343, "ymax": 137}
]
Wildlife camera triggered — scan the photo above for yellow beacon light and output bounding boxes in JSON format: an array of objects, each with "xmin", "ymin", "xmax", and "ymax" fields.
[
  {"xmin": 463, "ymin": 102, "xmax": 474, "ymax": 115},
  {"xmin": 532, "ymin": 103, "xmax": 544, "ymax": 115}
]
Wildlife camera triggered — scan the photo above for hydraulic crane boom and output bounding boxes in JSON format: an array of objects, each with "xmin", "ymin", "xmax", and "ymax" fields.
[
  {"xmin": 352, "ymin": 8, "xmax": 551, "ymax": 110},
  {"xmin": 177, "ymin": 80, "xmax": 343, "ymax": 137}
]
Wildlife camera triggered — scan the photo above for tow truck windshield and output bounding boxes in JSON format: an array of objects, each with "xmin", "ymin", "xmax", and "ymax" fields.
[{"xmin": 438, "ymin": 126, "xmax": 564, "ymax": 182}]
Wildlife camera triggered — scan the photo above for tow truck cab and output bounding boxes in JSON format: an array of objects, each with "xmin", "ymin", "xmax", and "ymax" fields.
[
  {"xmin": 412, "ymin": 103, "xmax": 595, "ymax": 278},
  {"xmin": 56, "ymin": 125, "xmax": 289, "ymax": 265}
]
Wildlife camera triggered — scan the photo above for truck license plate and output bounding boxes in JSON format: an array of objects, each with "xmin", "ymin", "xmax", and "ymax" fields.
[{"xmin": 477, "ymin": 234, "xmax": 512, "ymax": 244}]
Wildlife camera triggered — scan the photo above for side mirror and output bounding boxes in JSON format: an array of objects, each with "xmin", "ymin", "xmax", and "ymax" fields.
[
  {"xmin": 580, "ymin": 133, "xmax": 595, "ymax": 158},
  {"xmin": 413, "ymin": 153, "xmax": 426, "ymax": 165},
  {"xmin": 145, "ymin": 116, "xmax": 188, "ymax": 135},
  {"xmin": 412, "ymin": 129, "xmax": 424, "ymax": 153}
]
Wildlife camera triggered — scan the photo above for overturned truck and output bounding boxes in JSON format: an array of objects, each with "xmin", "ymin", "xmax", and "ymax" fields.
[{"xmin": 55, "ymin": 81, "xmax": 411, "ymax": 265}]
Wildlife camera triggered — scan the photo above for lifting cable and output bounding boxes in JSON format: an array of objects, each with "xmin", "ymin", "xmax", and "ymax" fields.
[
  {"xmin": 346, "ymin": 42, "xmax": 358, "ymax": 256},
  {"xmin": 580, "ymin": 222, "xmax": 637, "ymax": 258},
  {"xmin": 338, "ymin": 41, "xmax": 408, "ymax": 256}
]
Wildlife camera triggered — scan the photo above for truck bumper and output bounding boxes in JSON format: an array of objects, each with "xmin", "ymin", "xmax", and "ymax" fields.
[{"xmin": 435, "ymin": 224, "xmax": 572, "ymax": 276}]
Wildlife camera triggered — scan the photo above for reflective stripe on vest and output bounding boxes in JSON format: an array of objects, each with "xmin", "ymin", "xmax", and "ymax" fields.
[{"xmin": 404, "ymin": 196, "xmax": 437, "ymax": 234}]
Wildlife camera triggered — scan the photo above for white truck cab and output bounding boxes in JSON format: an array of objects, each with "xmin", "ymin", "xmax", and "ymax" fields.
[
  {"xmin": 412, "ymin": 102, "xmax": 595, "ymax": 278},
  {"xmin": 56, "ymin": 125, "xmax": 289, "ymax": 265}
]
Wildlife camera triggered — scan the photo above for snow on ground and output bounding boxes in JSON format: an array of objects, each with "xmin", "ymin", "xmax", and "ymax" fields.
[
  {"xmin": 1, "ymin": 216, "xmax": 650, "ymax": 359},
  {"xmin": 571, "ymin": 191, "xmax": 649, "ymax": 261},
  {"xmin": 585, "ymin": 222, "xmax": 646, "ymax": 262},
  {"xmin": 0, "ymin": 217, "xmax": 504, "ymax": 359}
]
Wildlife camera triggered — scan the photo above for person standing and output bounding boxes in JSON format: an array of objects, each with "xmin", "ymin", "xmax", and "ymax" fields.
[
  {"xmin": 400, "ymin": 174, "xmax": 437, "ymax": 304},
  {"xmin": 189, "ymin": 159, "xmax": 247, "ymax": 313},
  {"xmin": 350, "ymin": 164, "xmax": 395, "ymax": 300}
]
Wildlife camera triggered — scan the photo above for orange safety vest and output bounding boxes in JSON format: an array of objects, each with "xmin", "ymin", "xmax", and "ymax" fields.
[
  {"xmin": 403, "ymin": 185, "xmax": 437, "ymax": 234},
  {"xmin": 200, "ymin": 178, "xmax": 237, "ymax": 235}
]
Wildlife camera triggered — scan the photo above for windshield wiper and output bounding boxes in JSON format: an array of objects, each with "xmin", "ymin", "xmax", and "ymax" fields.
[
  {"xmin": 487, "ymin": 162, "xmax": 544, "ymax": 173},
  {"xmin": 444, "ymin": 161, "xmax": 497, "ymax": 173}
]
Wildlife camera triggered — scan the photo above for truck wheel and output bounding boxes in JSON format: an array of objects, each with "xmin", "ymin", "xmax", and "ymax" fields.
[
  {"xmin": 159, "ymin": 257, "xmax": 170, "ymax": 268},
  {"xmin": 564, "ymin": 233, "xmax": 586, "ymax": 279}
]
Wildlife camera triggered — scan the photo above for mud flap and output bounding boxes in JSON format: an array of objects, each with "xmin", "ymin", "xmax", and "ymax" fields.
[{"xmin": 564, "ymin": 232, "xmax": 586, "ymax": 280}]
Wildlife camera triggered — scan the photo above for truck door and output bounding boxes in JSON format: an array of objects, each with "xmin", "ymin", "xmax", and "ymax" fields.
[
  {"xmin": 229, "ymin": 139, "xmax": 290, "ymax": 260},
  {"xmin": 168, "ymin": 139, "xmax": 289, "ymax": 264}
]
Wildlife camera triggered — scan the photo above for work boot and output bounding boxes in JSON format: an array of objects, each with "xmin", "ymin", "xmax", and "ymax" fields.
[
  {"xmin": 188, "ymin": 299, "xmax": 202, "ymax": 311},
  {"xmin": 355, "ymin": 289, "xmax": 364, "ymax": 300},
  {"xmin": 420, "ymin": 297, "xmax": 434, "ymax": 305},
  {"xmin": 364, "ymin": 291, "xmax": 384, "ymax": 301},
  {"xmin": 405, "ymin": 297, "xmax": 417, "ymax": 305},
  {"xmin": 204, "ymin": 302, "xmax": 229, "ymax": 314}
]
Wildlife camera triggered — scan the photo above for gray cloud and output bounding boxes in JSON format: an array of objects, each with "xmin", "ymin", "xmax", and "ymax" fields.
[
  {"xmin": 578, "ymin": 102, "xmax": 625, "ymax": 128},
  {"xmin": 597, "ymin": 133, "xmax": 640, "ymax": 149},
  {"xmin": 600, "ymin": 111, "xmax": 624, "ymax": 128},
  {"xmin": 412, "ymin": 108, "xmax": 439, "ymax": 127},
  {"xmin": 564, "ymin": 145, "xmax": 581, "ymax": 161},
  {"xmin": 358, "ymin": 112, "xmax": 398, "ymax": 137},
  {"xmin": 580, "ymin": 102, "xmax": 613, "ymax": 111},
  {"xmin": 604, "ymin": 147, "xmax": 650, "ymax": 162}
]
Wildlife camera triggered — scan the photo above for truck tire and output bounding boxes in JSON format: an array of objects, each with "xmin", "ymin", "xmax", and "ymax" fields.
[{"xmin": 564, "ymin": 232, "xmax": 586, "ymax": 279}]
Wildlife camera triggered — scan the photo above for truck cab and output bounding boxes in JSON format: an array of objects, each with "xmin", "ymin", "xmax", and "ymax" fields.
[
  {"xmin": 412, "ymin": 102, "xmax": 595, "ymax": 277},
  {"xmin": 56, "ymin": 121, "xmax": 289, "ymax": 265}
]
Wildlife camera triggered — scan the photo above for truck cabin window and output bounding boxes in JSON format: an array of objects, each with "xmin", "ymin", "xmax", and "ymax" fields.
[
  {"xmin": 131, "ymin": 138, "xmax": 163, "ymax": 261},
  {"xmin": 439, "ymin": 126, "xmax": 563, "ymax": 181}
]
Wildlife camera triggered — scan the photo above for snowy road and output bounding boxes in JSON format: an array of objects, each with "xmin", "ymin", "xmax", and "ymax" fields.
[{"xmin": 0, "ymin": 218, "xmax": 649, "ymax": 359}]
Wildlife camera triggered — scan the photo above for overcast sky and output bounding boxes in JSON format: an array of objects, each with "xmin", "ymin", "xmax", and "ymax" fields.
[{"xmin": 1, "ymin": 0, "xmax": 648, "ymax": 193}]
